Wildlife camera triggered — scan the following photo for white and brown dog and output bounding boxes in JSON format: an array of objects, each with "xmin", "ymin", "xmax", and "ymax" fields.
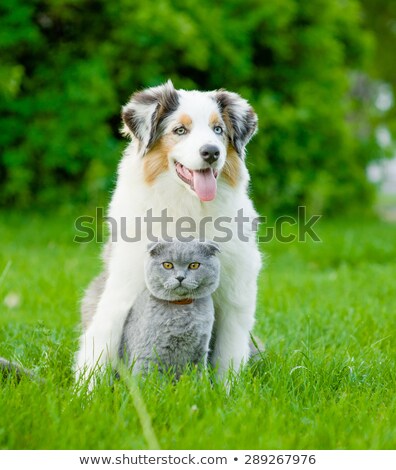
[{"xmin": 76, "ymin": 80, "xmax": 262, "ymax": 384}]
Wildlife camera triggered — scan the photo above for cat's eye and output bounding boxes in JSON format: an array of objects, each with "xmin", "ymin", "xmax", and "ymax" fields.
[
  {"xmin": 188, "ymin": 262, "xmax": 200, "ymax": 270},
  {"xmin": 162, "ymin": 262, "xmax": 174, "ymax": 270}
]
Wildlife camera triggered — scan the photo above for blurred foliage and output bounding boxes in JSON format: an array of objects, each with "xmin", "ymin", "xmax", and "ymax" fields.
[
  {"xmin": 360, "ymin": 0, "xmax": 396, "ymax": 153},
  {"xmin": 361, "ymin": 0, "xmax": 396, "ymax": 95},
  {"xmin": 0, "ymin": 0, "xmax": 381, "ymax": 214}
]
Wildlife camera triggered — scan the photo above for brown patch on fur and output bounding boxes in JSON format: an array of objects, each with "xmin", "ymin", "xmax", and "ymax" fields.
[
  {"xmin": 143, "ymin": 136, "xmax": 173, "ymax": 184},
  {"xmin": 221, "ymin": 145, "xmax": 241, "ymax": 187},
  {"xmin": 222, "ymin": 112, "xmax": 234, "ymax": 138},
  {"xmin": 209, "ymin": 111, "xmax": 221, "ymax": 126},
  {"xmin": 179, "ymin": 113, "xmax": 192, "ymax": 128}
]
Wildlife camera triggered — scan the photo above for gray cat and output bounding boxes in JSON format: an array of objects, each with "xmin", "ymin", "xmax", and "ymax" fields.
[{"xmin": 119, "ymin": 240, "xmax": 220, "ymax": 377}]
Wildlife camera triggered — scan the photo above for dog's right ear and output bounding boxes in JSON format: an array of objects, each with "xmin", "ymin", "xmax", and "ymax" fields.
[{"xmin": 121, "ymin": 80, "xmax": 179, "ymax": 153}]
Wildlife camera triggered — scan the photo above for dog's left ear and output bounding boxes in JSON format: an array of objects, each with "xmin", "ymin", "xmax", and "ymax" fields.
[
  {"xmin": 213, "ymin": 91, "xmax": 258, "ymax": 158},
  {"xmin": 122, "ymin": 80, "xmax": 179, "ymax": 153}
]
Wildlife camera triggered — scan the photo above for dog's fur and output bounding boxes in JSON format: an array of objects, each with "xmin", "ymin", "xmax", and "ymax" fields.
[{"xmin": 75, "ymin": 81, "xmax": 262, "ymax": 383}]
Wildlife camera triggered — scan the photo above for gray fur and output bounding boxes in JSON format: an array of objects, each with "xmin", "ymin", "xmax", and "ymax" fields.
[
  {"xmin": 81, "ymin": 271, "xmax": 107, "ymax": 330},
  {"xmin": 119, "ymin": 240, "xmax": 220, "ymax": 377},
  {"xmin": 0, "ymin": 357, "xmax": 39, "ymax": 382},
  {"xmin": 80, "ymin": 241, "xmax": 111, "ymax": 329}
]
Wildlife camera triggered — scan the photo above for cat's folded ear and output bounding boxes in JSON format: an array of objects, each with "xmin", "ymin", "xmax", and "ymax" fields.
[
  {"xmin": 147, "ymin": 242, "xmax": 165, "ymax": 257},
  {"xmin": 200, "ymin": 240, "xmax": 221, "ymax": 256}
]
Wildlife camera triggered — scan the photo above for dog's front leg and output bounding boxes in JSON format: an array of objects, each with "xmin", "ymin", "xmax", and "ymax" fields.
[
  {"xmin": 75, "ymin": 244, "xmax": 145, "ymax": 387},
  {"xmin": 210, "ymin": 300, "xmax": 254, "ymax": 378},
  {"xmin": 210, "ymin": 244, "xmax": 261, "ymax": 378}
]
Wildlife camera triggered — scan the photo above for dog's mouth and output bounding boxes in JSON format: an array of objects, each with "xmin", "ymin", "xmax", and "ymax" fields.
[{"xmin": 175, "ymin": 162, "xmax": 218, "ymax": 202}]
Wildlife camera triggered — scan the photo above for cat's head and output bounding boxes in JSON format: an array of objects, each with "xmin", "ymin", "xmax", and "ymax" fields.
[{"xmin": 144, "ymin": 240, "xmax": 221, "ymax": 301}]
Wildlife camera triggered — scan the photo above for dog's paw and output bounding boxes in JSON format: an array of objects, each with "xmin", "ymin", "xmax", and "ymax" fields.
[
  {"xmin": 74, "ymin": 342, "xmax": 106, "ymax": 392},
  {"xmin": 74, "ymin": 364, "xmax": 99, "ymax": 393}
]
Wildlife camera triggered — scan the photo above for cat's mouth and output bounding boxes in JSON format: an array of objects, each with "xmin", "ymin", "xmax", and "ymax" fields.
[
  {"xmin": 170, "ymin": 285, "xmax": 199, "ymax": 300},
  {"xmin": 175, "ymin": 161, "xmax": 218, "ymax": 202},
  {"xmin": 173, "ymin": 286, "xmax": 190, "ymax": 296}
]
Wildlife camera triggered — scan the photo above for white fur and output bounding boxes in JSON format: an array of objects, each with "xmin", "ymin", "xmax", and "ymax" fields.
[
  {"xmin": 168, "ymin": 94, "xmax": 226, "ymax": 167},
  {"xmin": 75, "ymin": 85, "xmax": 262, "ymax": 385}
]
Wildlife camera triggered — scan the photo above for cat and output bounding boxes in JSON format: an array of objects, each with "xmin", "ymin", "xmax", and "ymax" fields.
[{"xmin": 119, "ymin": 239, "xmax": 220, "ymax": 377}]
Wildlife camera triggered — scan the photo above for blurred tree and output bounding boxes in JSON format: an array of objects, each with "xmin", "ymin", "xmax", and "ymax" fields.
[
  {"xmin": 0, "ymin": 0, "xmax": 378, "ymax": 214},
  {"xmin": 360, "ymin": 0, "xmax": 396, "ymax": 150},
  {"xmin": 360, "ymin": 0, "xmax": 396, "ymax": 90}
]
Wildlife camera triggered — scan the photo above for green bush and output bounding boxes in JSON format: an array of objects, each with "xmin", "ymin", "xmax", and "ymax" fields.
[{"xmin": 0, "ymin": 0, "xmax": 377, "ymax": 214}]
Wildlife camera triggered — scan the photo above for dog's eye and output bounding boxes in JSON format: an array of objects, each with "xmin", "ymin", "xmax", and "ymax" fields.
[
  {"xmin": 213, "ymin": 126, "xmax": 223, "ymax": 135},
  {"xmin": 174, "ymin": 126, "xmax": 187, "ymax": 136},
  {"xmin": 188, "ymin": 262, "xmax": 200, "ymax": 270},
  {"xmin": 162, "ymin": 262, "xmax": 174, "ymax": 270}
]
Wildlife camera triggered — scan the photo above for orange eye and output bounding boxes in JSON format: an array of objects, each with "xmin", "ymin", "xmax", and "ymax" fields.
[
  {"xmin": 162, "ymin": 262, "xmax": 174, "ymax": 270},
  {"xmin": 188, "ymin": 262, "xmax": 200, "ymax": 270}
]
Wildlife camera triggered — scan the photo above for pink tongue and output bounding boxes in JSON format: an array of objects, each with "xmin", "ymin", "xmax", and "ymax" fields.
[{"xmin": 192, "ymin": 169, "xmax": 217, "ymax": 202}]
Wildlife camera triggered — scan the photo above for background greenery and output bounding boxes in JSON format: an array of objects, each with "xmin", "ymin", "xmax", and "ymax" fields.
[
  {"xmin": 1, "ymin": 0, "xmax": 396, "ymax": 451},
  {"xmin": 1, "ymin": 0, "xmax": 395, "ymax": 214}
]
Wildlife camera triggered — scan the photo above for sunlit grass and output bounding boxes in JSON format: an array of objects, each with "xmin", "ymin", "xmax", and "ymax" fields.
[{"xmin": 0, "ymin": 210, "xmax": 395, "ymax": 449}]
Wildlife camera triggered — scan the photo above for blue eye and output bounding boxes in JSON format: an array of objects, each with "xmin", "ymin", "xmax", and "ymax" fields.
[
  {"xmin": 174, "ymin": 127, "xmax": 187, "ymax": 135},
  {"xmin": 213, "ymin": 126, "xmax": 223, "ymax": 135}
]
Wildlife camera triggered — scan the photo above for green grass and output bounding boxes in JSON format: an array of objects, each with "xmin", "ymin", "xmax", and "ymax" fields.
[{"xmin": 0, "ymin": 209, "xmax": 395, "ymax": 450}]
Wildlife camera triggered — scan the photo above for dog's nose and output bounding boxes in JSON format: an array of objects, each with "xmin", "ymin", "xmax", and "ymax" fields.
[
  {"xmin": 200, "ymin": 144, "xmax": 220, "ymax": 165},
  {"xmin": 176, "ymin": 275, "xmax": 185, "ymax": 283}
]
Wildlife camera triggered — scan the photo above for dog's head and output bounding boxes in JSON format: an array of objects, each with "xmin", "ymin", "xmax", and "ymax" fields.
[{"xmin": 122, "ymin": 80, "xmax": 257, "ymax": 202}]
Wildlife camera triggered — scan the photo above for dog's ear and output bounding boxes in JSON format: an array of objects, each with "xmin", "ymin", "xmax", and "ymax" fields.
[
  {"xmin": 122, "ymin": 80, "xmax": 179, "ymax": 153},
  {"xmin": 213, "ymin": 90, "xmax": 258, "ymax": 158}
]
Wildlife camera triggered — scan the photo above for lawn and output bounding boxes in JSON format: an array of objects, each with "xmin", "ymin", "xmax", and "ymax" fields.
[{"xmin": 0, "ymin": 209, "xmax": 395, "ymax": 450}]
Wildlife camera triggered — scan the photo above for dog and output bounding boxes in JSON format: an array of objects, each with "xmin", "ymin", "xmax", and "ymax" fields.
[{"xmin": 75, "ymin": 80, "xmax": 262, "ymax": 385}]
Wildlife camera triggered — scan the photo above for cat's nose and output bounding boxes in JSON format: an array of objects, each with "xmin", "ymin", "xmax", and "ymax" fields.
[{"xmin": 176, "ymin": 275, "xmax": 185, "ymax": 283}]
